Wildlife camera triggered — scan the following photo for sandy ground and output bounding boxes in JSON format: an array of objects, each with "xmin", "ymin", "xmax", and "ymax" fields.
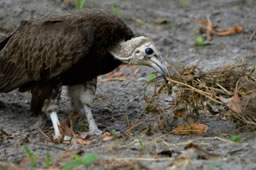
[{"xmin": 0, "ymin": 0, "xmax": 256, "ymax": 169}]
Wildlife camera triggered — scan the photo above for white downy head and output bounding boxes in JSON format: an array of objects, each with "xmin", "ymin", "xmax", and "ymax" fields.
[{"xmin": 109, "ymin": 36, "xmax": 170, "ymax": 77}]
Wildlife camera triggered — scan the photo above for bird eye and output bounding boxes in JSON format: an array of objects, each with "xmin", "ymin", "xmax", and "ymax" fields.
[{"xmin": 145, "ymin": 48, "xmax": 154, "ymax": 55}]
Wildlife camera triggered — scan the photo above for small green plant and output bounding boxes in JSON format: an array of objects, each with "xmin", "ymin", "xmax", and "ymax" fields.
[
  {"xmin": 24, "ymin": 145, "xmax": 39, "ymax": 168},
  {"xmin": 133, "ymin": 18, "xmax": 151, "ymax": 27},
  {"xmin": 138, "ymin": 137, "xmax": 145, "ymax": 154},
  {"xmin": 182, "ymin": 0, "xmax": 188, "ymax": 6},
  {"xmin": 62, "ymin": 153, "xmax": 97, "ymax": 170},
  {"xmin": 249, "ymin": 64, "xmax": 256, "ymax": 74},
  {"xmin": 45, "ymin": 153, "xmax": 51, "ymax": 168},
  {"xmin": 149, "ymin": 73, "xmax": 156, "ymax": 80},
  {"xmin": 195, "ymin": 35, "xmax": 209, "ymax": 47},
  {"xmin": 231, "ymin": 135, "xmax": 241, "ymax": 142},
  {"xmin": 112, "ymin": 4, "xmax": 121, "ymax": 16},
  {"xmin": 74, "ymin": 0, "xmax": 86, "ymax": 9},
  {"xmin": 177, "ymin": 61, "xmax": 184, "ymax": 67}
]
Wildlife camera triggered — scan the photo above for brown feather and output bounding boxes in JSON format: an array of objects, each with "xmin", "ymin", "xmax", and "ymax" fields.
[{"xmin": 0, "ymin": 9, "xmax": 134, "ymax": 92}]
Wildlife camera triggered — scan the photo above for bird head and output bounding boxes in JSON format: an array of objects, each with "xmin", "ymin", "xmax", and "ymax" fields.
[{"xmin": 110, "ymin": 36, "xmax": 170, "ymax": 78}]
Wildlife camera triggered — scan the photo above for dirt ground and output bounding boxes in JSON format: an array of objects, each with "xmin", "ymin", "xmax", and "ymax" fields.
[{"xmin": 0, "ymin": 0, "xmax": 256, "ymax": 169}]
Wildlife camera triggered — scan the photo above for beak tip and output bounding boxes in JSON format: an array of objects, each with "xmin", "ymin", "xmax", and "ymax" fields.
[{"xmin": 149, "ymin": 55, "xmax": 170, "ymax": 78}]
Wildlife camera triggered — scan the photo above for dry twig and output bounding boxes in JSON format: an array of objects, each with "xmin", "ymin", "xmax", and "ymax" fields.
[{"xmin": 196, "ymin": 16, "xmax": 244, "ymax": 40}]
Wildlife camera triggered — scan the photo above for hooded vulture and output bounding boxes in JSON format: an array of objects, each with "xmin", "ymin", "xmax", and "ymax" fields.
[{"xmin": 0, "ymin": 8, "xmax": 170, "ymax": 139}]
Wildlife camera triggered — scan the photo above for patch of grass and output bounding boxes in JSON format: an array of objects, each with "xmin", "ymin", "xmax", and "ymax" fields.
[
  {"xmin": 112, "ymin": 4, "xmax": 121, "ymax": 16},
  {"xmin": 24, "ymin": 145, "xmax": 39, "ymax": 168},
  {"xmin": 62, "ymin": 153, "xmax": 97, "ymax": 170},
  {"xmin": 74, "ymin": 0, "xmax": 87, "ymax": 9},
  {"xmin": 194, "ymin": 35, "xmax": 210, "ymax": 47},
  {"xmin": 231, "ymin": 135, "xmax": 241, "ymax": 142}
]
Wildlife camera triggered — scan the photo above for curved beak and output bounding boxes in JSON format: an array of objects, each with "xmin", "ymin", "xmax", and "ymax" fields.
[{"xmin": 149, "ymin": 55, "xmax": 170, "ymax": 78}]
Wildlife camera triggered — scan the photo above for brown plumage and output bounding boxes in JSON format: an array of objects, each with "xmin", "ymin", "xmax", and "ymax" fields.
[
  {"xmin": 0, "ymin": 9, "xmax": 133, "ymax": 91},
  {"xmin": 0, "ymin": 9, "xmax": 133, "ymax": 115}
]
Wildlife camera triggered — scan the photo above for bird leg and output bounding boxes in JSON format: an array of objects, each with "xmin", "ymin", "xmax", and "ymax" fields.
[
  {"xmin": 84, "ymin": 104, "xmax": 101, "ymax": 135},
  {"xmin": 50, "ymin": 112, "xmax": 61, "ymax": 138},
  {"xmin": 68, "ymin": 78, "xmax": 102, "ymax": 135},
  {"xmin": 30, "ymin": 85, "xmax": 62, "ymax": 139},
  {"xmin": 42, "ymin": 99, "xmax": 62, "ymax": 139}
]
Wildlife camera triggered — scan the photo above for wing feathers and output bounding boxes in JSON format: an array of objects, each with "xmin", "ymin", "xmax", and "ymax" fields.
[
  {"xmin": 0, "ymin": 13, "xmax": 93, "ymax": 92},
  {"xmin": 0, "ymin": 9, "xmax": 133, "ymax": 92}
]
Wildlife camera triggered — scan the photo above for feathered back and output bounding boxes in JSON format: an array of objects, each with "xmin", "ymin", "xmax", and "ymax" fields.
[{"xmin": 0, "ymin": 9, "xmax": 134, "ymax": 92}]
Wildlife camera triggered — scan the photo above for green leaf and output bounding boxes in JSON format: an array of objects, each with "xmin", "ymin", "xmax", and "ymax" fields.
[
  {"xmin": 133, "ymin": 18, "xmax": 151, "ymax": 27},
  {"xmin": 196, "ymin": 36, "xmax": 204, "ymax": 45},
  {"xmin": 231, "ymin": 135, "xmax": 241, "ymax": 142},
  {"xmin": 62, "ymin": 154, "xmax": 97, "ymax": 170},
  {"xmin": 112, "ymin": 4, "xmax": 121, "ymax": 16},
  {"xmin": 81, "ymin": 154, "xmax": 97, "ymax": 168},
  {"xmin": 250, "ymin": 65, "xmax": 256, "ymax": 73},
  {"xmin": 74, "ymin": 0, "xmax": 86, "ymax": 9},
  {"xmin": 62, "ymin": 160, "xmax": 83, "ymax": 170},
  {"xmin": 195, "ymin": 36, "xmax": 209, "ymax": 47},
  {"xmin": 45, "ymin": 153, "xmax": 51, "ymax": 168},
  {"xmin": 75, "ymin": 0, "xmax": 79, "ymax": 9},
  {"xmin": 79, "ymin": 0, "xmax": 86, "ymax": 9},
  {"xmin": 149, "ymin": 73, "xmax": 156, "ymax": 80},
  {"xmin": 138, "ymin": 138, "xmax": 145, "ymax": 154},
  {"xmin": 24, "ymin": 145, "xmax": 37, "ymax": 168},
  {"xmin": 182, "ymin": 0, "xmax": 188, "ymax": 6},
  {"xmin": 35, "ymin": 150, "xmax": 39, "ymax": 161},
  {"xmin": 73, "ymin": 154, "xmax": 81, "ymax": 161}
]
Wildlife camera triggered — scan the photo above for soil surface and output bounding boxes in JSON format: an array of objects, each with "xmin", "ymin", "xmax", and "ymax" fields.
[{"xmin": 0, "ymin": 0, "xmax": 256, "ymax": 169}]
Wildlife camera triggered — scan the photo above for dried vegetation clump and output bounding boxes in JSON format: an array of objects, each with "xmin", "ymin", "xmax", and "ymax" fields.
[{"xmin": 145, "ymin": 63, "xmax": 256, "ymax": 129}]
